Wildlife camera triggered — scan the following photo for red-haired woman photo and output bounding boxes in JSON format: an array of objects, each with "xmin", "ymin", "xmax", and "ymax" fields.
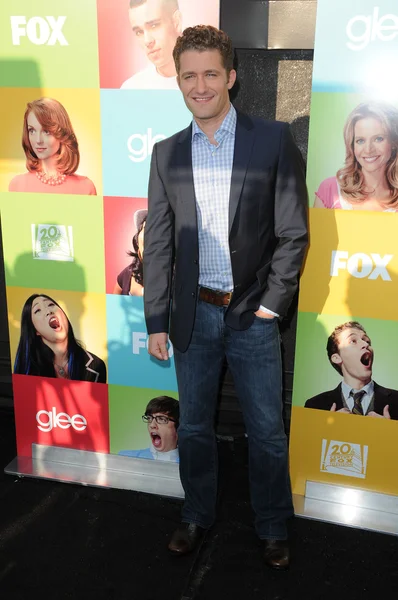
[{"xmin": 9, "ymin": 98, "xmax": 96, "ymax": 195}]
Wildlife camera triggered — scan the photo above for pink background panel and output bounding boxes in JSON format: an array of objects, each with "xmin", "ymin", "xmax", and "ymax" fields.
[
  {"xmin": 97, "ymin": 0, "xmax": 220, "ymax": 88},
  {"xmin": 104, "ymin": 196, "xmax": 147, "ymax": 294}
]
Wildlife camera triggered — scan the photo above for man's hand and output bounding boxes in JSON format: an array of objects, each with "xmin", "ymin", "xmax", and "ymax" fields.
[
  {"xmin": 330, "ymin": 403, "xmax": 351, "ymax": 414},
  {"xmin": 148, "ymin": 333, "xmax": 169, "ymax": 361},
  {"xmin": 254, "ymin": 309, "xmax": 275, "ymax": 319},
  {"xmin": 367, "ymin": 405, "xmax": 391, "ymax": 419}
]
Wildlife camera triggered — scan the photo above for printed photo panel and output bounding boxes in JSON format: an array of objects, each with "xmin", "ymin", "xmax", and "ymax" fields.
[
  {"xmin": 106, "ymin": 294, "xmax": 177, "ymax": 391},
  {"xmin": 103, "ymin": 196, "xmax": 147, "ymax": 295},
  {"xmin": 298, "ymin": 209, "xmax": 398, "ymax": 321},
  {"xmin": 0, "ymin": 87, "xmax": 102, "ymax": 195},
  {"xmin": 13, "ymin": 375, "xmax": 109, "ymax": 458},
  {"xmin": 293, "ymin": 311, "xmax": 398, "ymax": 420},
  {"xmin": 311, "ymin": 0, "xmax": 398, "ymax": 93},
  {"xmin": 101, "ymin": 89, "xmax": 190, "ymax": 197},
  {"xmin": 97, "ymin": 0, "xmax": 220, "ymax": 89},
  {"xmin": 0, "ymin": 192, "xmax": 105, "ymax": 293},
  {"xmin": 6, "ymin": 287, "xmax": 107, "ymax": 383},
  {"xmin": 289, "ymin": 405, "xmax": 398, "ymax": 497},
  {"xmin": 109, "ymin": 384, "xmax": 179, "ymax": 462},
  {"xmin": 307, "ymin": 92, "xmax": 398, "ymax": 207},
  {"xmin": 0, "ymin": 0, "xmax": 99, "ymax": 88}
]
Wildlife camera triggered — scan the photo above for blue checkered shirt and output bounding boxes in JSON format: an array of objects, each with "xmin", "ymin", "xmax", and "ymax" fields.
[
  {"xmin": 192, "ymin": 104, "xmax": 236, "ymax": 291},
  {"xmin": 191, "ymin": 104, "xmax": 278, "ymax": 316}
]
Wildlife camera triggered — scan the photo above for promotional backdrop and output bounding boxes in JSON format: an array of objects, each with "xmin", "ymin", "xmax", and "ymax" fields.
[
  {"xmin": 0, "ymin": 0, "xmax": 220, "ymax": 468},
  {"xmin": 290, "ymin": 0, "xmax": 398, "ymax": 497}
]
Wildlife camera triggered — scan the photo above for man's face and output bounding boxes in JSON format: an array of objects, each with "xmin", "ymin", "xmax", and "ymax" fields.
[
  {"xmin": 331, "ymin": 327, "xmax": 373, "ymax": 383},
  {"xmin": 177, "ymin": 49, "xmax": 236, "ymax": 122},
  {"xmin": 147, "ymin": 412, "xmax": 178, "ymax": 452},
  {"xmin": 129, "ymin": 0, "xmax": 181, "ymax": 72}
]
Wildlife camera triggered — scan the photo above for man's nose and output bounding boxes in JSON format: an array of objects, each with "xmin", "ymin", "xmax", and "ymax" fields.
[
  {"xmin": 195, "ymin": 75, "xmax": 207, "ymax": 94},
  {"xmin": 144, "ymin": 30, "xmax": 154, "ymax": 46}
]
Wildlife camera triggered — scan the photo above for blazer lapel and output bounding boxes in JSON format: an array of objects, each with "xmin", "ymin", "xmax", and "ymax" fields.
[
  {"xmin": 229, "ymin": 112, "xmax": 255, "ymax": 234},
  {"xmin": 176, "ymin": 125, "xmax": 198, "ymax": 227},
  {"xmin": 373, "ymin": 382, "xmax": 389, "ymax": 414}
]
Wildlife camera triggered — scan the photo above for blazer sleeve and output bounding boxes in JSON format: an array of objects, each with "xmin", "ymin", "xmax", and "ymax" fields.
[
  {"xmin": 260, "ymin": 124, "xmax": 308, "ymax": 316},
  {"xmin": 143, "ymin": 143, "xmax": 175, "ymax": 335}
]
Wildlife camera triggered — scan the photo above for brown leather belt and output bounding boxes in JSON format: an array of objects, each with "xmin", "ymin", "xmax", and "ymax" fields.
[{"xmin": 199, "ymin": 286, "xmax": 232, "ymax": 306}]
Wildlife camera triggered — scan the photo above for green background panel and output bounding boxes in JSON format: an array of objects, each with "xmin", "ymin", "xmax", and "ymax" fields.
[
  {"xmin": 0, "ymin": 192, "xmax": 105, "ymax": 292},
  {"xmin": 292, "ymin": 312, "xmax": 398, "ymax": 407},
  {"xmin": 0, "ymin": 0, "xmax": 99, "ymax": 88},
  {"xmin": 306, "ymin": 91, "xmax": 398, "ymax": 205},
  {"xmin": 109, "ymin": 385, "xmax": 179, "ymax": 455}
]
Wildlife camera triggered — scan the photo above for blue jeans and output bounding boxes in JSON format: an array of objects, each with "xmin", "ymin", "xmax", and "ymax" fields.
[{"xmin": 174, "ymin": 300, "xmax": 293, "ymax": 540}]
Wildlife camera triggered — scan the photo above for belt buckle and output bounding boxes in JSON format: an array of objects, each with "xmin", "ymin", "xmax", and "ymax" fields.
[{"xmin": 215, "ymin": 289, "xmax": 231, "ymax": 305}]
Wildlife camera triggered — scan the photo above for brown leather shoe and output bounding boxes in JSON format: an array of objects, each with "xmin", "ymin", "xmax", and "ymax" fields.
[
  {"xmin": 168, "ymin": 523, "xmax": 205, "ymax": 556},
  {"xmin": 263, "ymin": 539, "xmax": 290, "ymax": 570}
]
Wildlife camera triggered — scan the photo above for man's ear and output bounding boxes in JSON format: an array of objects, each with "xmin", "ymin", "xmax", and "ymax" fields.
[
  {"xmin": 173, "ymin": 10, "xmax": 182, "ymax": 34},
  {"xmin": 331, "ymin": 353, "xmax": 342, "ymax": 366},
  {"xmin": 227, "ymin": 69, "xmax": 237, "ymax": 90}
]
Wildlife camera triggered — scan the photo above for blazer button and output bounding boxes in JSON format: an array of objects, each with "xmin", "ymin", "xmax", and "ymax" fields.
[
  {"xmin": 191, "ymin": 292, "xmax": 196, "ymax": 297},
  {"xmin": 194, "ymin": 259, "xmax": 198, "ymax": 264}
]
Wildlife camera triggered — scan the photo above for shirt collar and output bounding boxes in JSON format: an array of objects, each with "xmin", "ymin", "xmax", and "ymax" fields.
[
  {"xmin": 191, "ymin": 103, "xmax": 236, "ymax": 141},
  {"xmin": 341, "ymin": 379, "xmax": 374, "ymax": 401},
  {"xmin": 150, "ymin": 445, "xmax": 179, "ymax": 462}
]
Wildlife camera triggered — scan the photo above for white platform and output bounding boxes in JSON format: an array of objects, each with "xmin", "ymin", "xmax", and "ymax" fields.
[
  {"xmin": 5, "ymin": 448, "xmax": 398, "ymax": 535},
  {"xmin": 5, "ymin": 444, "xmax": 184, "ymax": 499},
  {"xmin": 294, "ymin": 481, "xmax": 398, "ymax": 536}
]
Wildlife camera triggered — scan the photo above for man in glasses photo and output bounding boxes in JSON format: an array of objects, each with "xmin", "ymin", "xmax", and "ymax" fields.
[{"xmin": 118, "ymin": 395, "xmax": 180, "ymax": 461}]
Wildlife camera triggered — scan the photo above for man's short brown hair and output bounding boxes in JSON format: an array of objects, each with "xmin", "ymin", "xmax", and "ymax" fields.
[
  {"xmin": 326, "ymin": 321, "xmax": 367, "ymax": 375},
  {"xmin": 173, "ymin": 25, "xmax": 234, "ymax": 75}
]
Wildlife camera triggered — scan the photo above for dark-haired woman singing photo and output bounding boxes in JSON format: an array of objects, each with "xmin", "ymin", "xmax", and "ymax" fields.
[{"xmin": 14, "ymin": 294, "xmax": 106, "ymax": 383}]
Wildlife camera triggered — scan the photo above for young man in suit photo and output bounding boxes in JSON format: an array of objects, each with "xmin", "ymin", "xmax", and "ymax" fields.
[
  {"xmin": 143, "ymin": 25, "xmax": 308, "ymax": 569},
  {"xmin": 305, "ymin": 321, "xmax": 398, "ymax": 420}
]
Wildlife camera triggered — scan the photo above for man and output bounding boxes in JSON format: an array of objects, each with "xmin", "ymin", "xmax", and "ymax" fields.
[
  {"xmin": 121, "ymin": 0, "xmax": 181, "ymax": 90},
  {"xmin": 119, "ymin": 396, "xmax": 179, "ymax": 461},
  {"xmin": 305, "ymin": 321, "xmax": 398, "ymax": 419},
  {"xmin": 143, "ymin": 26, "xmax": 308, "ymax": 569}
]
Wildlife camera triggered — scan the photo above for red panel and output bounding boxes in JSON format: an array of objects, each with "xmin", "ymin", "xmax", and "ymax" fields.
[
  {"xmin": 13, "ymin": 375, "xmax": 110, "ymax": 457},
  {"xmin": 103, "ymin": 196, "xmax": 147, "ymax": 294},
  {"xmin": 97, "ymin": 0, "xmax": 147, "ymax": 89}
]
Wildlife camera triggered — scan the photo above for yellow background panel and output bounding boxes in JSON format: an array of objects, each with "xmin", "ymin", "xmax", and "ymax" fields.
[
  {"xmin": 290, "ymin": 406, "xmax": 398, "ymax": 496},
  {"xmin": 299, "ymin": 208, "xmax": 398, "ymax": 321},
  {"xmin": 0, "ymin": 88, "xmax": 102, "ymax": 194},
  {"xmin": 6, "ymin": 286, "xmax": 107, "ymax": 371}
]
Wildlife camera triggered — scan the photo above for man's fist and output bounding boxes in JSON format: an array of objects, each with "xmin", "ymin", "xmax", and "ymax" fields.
[{"xmin": 148, "ymin": 333, "xmax": 169, "ymax": 361}]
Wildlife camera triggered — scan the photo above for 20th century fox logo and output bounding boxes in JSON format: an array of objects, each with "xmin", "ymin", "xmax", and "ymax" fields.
[{"xmin": 320, "ymin": 440, "xmax": 369, "ymax": 479}]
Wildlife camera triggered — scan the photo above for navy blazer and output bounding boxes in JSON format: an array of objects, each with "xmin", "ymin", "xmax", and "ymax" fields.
[
  {"xmin": 305, "ymin": 382, "xmax": 398, "ymax": 420},
  {"xmin": 144, "ymin": 110, "xmax": 308, "ymax": 352}
]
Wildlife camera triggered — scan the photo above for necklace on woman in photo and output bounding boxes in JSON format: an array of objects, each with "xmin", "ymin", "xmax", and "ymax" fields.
[
  {"xmin": 36, "ymin": 170, "xmax": 66, "ymax": 186},
  {"xmin": 55, "ymin": 360, "xmax": 68, "ymax": 377}
]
